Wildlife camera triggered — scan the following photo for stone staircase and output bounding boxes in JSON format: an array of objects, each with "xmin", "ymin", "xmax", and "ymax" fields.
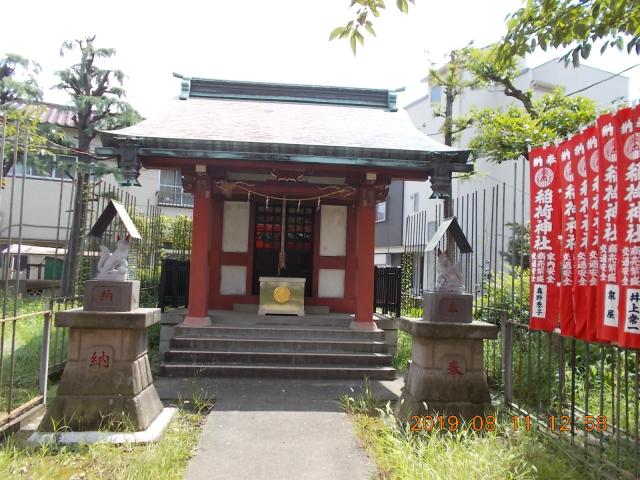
[{"xmin": 159, "ymin": 309, "xmax": 397, "ymax": 380}]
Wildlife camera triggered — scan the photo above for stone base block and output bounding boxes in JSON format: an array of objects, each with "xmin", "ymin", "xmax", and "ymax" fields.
[
  {"xmin": 41, "ymin": 307, "xmax": 163, "ymax": 432},
  {"xmin": 84, "ymin": 280, "xmax": 140, "ymax": 312},
  {"xmin": 423, "ymin": 291, "xmax": 473, "ymax": 323},
  {"xmin": 29, "ymin": 407, "xmax": 177, "ymax": 445},
  {"xmin": 396, "ymin": 318, "xmax": 498, "ymax": 422},
  {"xmin": 39, "ymin": 384, "xmax": 164, "ymax": 432}
]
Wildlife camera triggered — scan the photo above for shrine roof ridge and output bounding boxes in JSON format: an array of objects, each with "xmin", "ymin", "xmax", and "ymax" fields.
[{"xmin": 174, "ymin": 74, "xmax": 401, "ymax": 111}]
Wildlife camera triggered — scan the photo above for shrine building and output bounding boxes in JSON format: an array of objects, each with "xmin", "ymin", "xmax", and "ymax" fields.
[{"xmin": 99, "ymin": 77, "xmax": 471, "ymax": 334}]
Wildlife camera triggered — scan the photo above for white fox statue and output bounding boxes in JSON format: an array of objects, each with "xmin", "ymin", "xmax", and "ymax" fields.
[
  {"xmin": 435, "ymin": 248, "xmax": 464, "ymax": 291},
  {"xmin": 96, "ymin": 235, "xmax": 130, "ymax": 280}
]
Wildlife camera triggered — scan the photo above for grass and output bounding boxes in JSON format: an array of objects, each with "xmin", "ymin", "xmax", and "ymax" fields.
[
  {"xmin": 353, "ymin": 412, "xmax": 595, "ymax": 480},
  {"xmin": 392, "ymin": 331, "xmax": 412, "ymax": 371},
  {"xmin": 341, "ymin": 380, "xmax": 595, "ymax": 480},
  {"xmin": 401, "ymin": 307, "xmax": 423, "ymax": 319},
  {"xmin": 1, "ymin": 377, "xmax": 214, "ymax": 480},
  {"xmin": 0, "ymin": 407, "xmax": 207, "ymax": 480},
  {"xmin": 0, "ymin": 296, "xmax": 65, "ymax": 415}
]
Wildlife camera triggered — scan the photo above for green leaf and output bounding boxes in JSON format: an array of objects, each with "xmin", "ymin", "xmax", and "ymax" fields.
[
  {"xmin": 539, "ymin": 36, "xmax": 547, "ymax": 51},
  {"xmin": 580, "ymin": 43, "xmax": 591, "ymax": 59},
  {"xmin": 350, "ymin": 34, "xmax": 357, "ymax": 55},
  {"xmin": 365, "ymin": 21, "xmax": 376, "ymax": 37},
  {"xmin": 396, "ymin": 0, "xmax": 409, "ymax": 14},
  {"xmin": 329, "ymin": 27, "xmax": 344, "ymax": 41}
]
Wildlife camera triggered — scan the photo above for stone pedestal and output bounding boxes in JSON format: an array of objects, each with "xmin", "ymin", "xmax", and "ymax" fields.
[
  {"xmin": 84, "ymin": 280, "xmax": 140, "ymax": 312},
  {"xmin": 423, "ymin": 290, "xmax": 473, "ymax": 323},
  {"xmin": 39, "ymin": 308, "xmax": 163, "ymax": 432},
  {"xmin": 395, "ymin": 318, "xmax": 498, "ymax": 421}
]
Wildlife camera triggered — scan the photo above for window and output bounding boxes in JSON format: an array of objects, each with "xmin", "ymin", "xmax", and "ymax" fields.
[
  {"xmin": 430, "ymin": 85, "xmax": 442, "ymax": 104},
  {"xmin": 376, "ymin": 201, "xmax": 386, "ymax": 222},
  {"xmin": 158, "ymin": 170, "xmax": 193, "ymax": 207},
  {"xmin": 11, "ymin": 154, "xmax": 77, "ymax": 180},
  {"xmin": 412, "ymin": 192, "xmax": 420, "ymax": 213}
]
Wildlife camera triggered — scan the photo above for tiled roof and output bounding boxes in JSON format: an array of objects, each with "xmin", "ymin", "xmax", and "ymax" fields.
[
  {"xmin": 0, "ymin": 102, "xmax": 76, "ymax": 128},
  {"xmin": 38, "ymin": 102, "xmax": 76, "ymax": 128},
  {"xmin": 102, "ymin": 97, "xmax": 467, "ymax": 159}
]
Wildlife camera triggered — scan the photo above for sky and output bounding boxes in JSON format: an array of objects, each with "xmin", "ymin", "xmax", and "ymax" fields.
[{"xmin": 2, "ymin": 0, "xmax": 639, "ymax": 117}]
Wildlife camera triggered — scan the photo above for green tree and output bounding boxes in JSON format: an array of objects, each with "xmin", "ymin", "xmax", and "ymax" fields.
[
  {"xmin": 466, "ymin": 45, "xmax": 534, "ymax": 116},
  {"xmin": 0, "ymin": 54, "xmax": 41, "ymax": 106},
  {"xmin": 0, "ymin": 54, "xmax": 54, "ymax": 177},
  {"xmin": 428, "ymin": 46, "xmax": 477, "ymax": 147},
  {"xmin": 501, "ymin": 222, "xmax": 530, "ymax": 270},
  {"xmin": 330, "ymin": 0, "xmax": 414, "ymax": 54},
  {"xmin": 499, "ymin": 0, "xmax": 640, "ymax": 66},
  {"xmin": 469, "ymin": 89, "xmax": 596, "ymax": 162},
  {"xmin": 55, "ymin": 35, "xmax": 142, "ymax": 297}
]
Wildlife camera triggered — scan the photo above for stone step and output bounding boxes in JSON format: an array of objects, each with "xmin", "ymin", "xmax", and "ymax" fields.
[
  {"xmin": 159, "ymin": 362, "xmax": 396, "ymax": 380},
  {"xmin": 232, "ymin": 304, "xmax": 331, "ymax": 314},
  {"xmin": 202, "ymin": 314, "xmax": 397, "ymax": 330},
  {"xmin": 170, "ymin": 337, "xmax": 389, "ymax": 354},
  {"xmin": 164, "ymin": 349, "xmax": 392, "ymax": 366},
  {"xmin": 174, "ymin": 325, "xmax": 384, "ymax": 341}
]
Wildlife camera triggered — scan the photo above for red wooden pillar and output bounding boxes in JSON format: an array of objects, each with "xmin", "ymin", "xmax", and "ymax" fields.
[
  {"xmin": 184, "ymin": 176, "xmax": 212, "ymax": 326},
  {"xmin": 352, "ymin": 188, "xmax": 379, "ymax": 332}
]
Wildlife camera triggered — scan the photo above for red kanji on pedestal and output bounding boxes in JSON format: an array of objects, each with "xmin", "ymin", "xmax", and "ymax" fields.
[
  {"xmin": 89, "ymin": 350, "xmax": 111, "ymax": 368},
  {"xmin": 447, "ymin": 359, "xmax": 463, "ymax": 376},
  {"xmin": 99, "ymin": 289, "xmax": 113, "ymax": 302}
]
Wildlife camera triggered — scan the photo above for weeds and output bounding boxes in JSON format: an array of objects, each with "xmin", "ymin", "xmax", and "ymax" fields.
[
  {"xmin": 0, "ymin": 409, "xmax": 205, "ymax": 480},
  {"xmin": 392, "ymin": 330, "xmax": 412, "ymax": 371},
  {"xmin": 339, "ymin": 377, "xmax": 386, "ymax": 416},
  {"xmin": 342, "ymin": 379, "xmax": 594, "ymax": 480}
]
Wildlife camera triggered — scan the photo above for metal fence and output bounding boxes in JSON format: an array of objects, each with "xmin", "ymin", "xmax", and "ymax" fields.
[
  {"xmin": 0, "ymin": 111, "xmax": 163, "ymax": 433},
  {"xmin": 374, "ymin": 266, "xmax": 402, "ymax": 317},
  {"xmin": 159, "ymin": 258, "xmax": 190, "ymax": 311},
  {"xmin": 404, "ymin": 158, "xmax": 639, "ymax": 478}
]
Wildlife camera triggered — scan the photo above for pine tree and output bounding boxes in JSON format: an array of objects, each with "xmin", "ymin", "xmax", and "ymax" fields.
[{"xmin": 55, "ymin": 36, "xmax": 141, "ymax": 297}]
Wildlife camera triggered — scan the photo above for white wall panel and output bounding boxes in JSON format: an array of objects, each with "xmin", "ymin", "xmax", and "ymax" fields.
[
  {"xmin": 220, "ymin": 265, "xmax": 247, "ymax": 295},
  {"xmin": 222, "ymin": 201, "xmax": 249, "ymax": 253},
  {"xmin": 318, "ymin": 269, "xmax": 345, "ymax": 298},
  {"xmin": 319, "ymin": 205, "xmax": 347, "ymax": 256}
]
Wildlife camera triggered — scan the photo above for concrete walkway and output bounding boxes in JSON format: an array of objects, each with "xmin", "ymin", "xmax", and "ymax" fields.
[{"xmin": 155, "ymin": 377, "xmax": 402, "ymax": 480}]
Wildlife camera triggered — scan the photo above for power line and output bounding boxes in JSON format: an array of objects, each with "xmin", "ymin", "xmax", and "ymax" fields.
[{"xmin": 565, "ymin": 63, "xmax": 640, "ymax": 96}]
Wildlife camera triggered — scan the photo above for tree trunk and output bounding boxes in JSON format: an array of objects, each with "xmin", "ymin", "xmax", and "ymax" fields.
[
  {"xmin": 443, "ymin": 82, "xmax": 455, "ymax": 258},
  {"xmin": 60, "ymin": 136, "xmax": 91, "ymax": 298}
]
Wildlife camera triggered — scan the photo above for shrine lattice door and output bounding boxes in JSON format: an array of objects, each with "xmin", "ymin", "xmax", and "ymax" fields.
[{"xmin": 252, "ymin": 203, "xmax": 314, "ymax": 296}]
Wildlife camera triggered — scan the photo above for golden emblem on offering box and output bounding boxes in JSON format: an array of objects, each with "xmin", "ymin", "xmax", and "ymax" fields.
[
  {"xmin": 258, "ymin": 277, "xmax": 305, "ymax": 316},
  {"xmin": 273, "ymin": 286, "xmax": 291, "ymax": 304}
]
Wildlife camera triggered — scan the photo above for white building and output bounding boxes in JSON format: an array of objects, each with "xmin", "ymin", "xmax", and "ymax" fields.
[
  {"xmin": 0, "ymin": 103, "xmax": 193, "ymax": 284},
  {"xmin": 375, "ymin": 58, "xmax": 630, "ymax": 269},
  {"xmin": 0, "ymin": 102, "xmax": 193, "ymax": 247}
]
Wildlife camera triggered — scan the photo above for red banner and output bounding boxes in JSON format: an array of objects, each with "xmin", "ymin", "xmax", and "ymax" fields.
[
  {"xmin": 617, "ymin": 105, "xmax": 640, "ymax": 349},
  {"xmin": 582, "ymin": 126, "xmax": 600, "ymax": 342},
  {"xmin": 559, "ymin": 138, "xmax": 577, "ymax": 336},
  {"xmin": 530, "ymin": 144, "xmax": 561, "ymax": 332},
  {"xmin": 569, "ymin": 132, "xmax": 590, "ymax": 340},
  {"xmin": 596, "ymin": 112, "xmax": 620, "ymax": 342}
]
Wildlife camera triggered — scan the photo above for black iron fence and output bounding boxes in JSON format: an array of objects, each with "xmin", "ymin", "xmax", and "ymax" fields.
[
  {"xmin": 374, "ymin": 266, "xmax": 401, "ymax": 317},
  {"xmin": 159, "ymin": 259, "xmax": 190, "ymax": 311},
  {"xmin": 0, "ymin": 109, "xmax": 163, "ymax": 433},
  {"xmin": 404, "ymin": 158, "xmax": 639, "ymax": 478}
]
